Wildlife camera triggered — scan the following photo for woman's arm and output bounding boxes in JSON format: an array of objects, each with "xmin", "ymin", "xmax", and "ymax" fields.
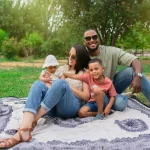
[{"xmin": 70, "ymin": 82, "xmax": 90, "ymax": 102}]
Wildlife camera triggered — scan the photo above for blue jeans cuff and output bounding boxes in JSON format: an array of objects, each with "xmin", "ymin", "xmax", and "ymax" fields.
[
  {"xmin": 23, "ymin": 108, "xmax": 37, "ymax": 115},
  {"xmin": 41, "ymin": 102, "xmax": 51, "ymax": 112}
]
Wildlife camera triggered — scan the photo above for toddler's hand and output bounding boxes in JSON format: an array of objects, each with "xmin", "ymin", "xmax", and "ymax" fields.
[
  {"xmin": 45, "ymin": 73, "xmax": 51, "ymax": 78},
  {"xmin": 44, "ymin": 77, "xmax": 52, "ymax": 83}
]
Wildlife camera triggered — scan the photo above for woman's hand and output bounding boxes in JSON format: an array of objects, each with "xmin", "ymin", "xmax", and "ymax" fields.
[{"xmin": 70, "ymin": 82, "xmax": 90, "ymax": 102}]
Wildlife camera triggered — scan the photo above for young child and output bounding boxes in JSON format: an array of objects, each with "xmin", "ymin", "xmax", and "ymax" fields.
[
  {"xmin": 40, "ymin": 55, "xmax": 63, "ymax": 88},
  {"xmin": 63, "ymin": 58, "xmax": 117, "ymax": 120}
]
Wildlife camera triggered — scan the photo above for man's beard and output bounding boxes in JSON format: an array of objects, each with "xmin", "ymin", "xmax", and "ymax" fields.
[{"xmin": 86, "ymin": 45, "xmax": 99, "ymax": 52}]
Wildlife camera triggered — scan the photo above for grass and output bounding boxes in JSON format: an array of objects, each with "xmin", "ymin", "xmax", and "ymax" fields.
[
  {"xmin": 139, "ymin": 56, "xmax": 150, "ymax": 60},
  {"xmin": 0, "ymin": 67, "xmax": 42, "ymax": 98},
  {"xmin": 117, "ymin": 65, "xmax": 150, "ymax": 107},
  {"xmin": 117, "ymin": 64, "xmax": 150, "ymax": 74},
  {"xmin": 0, "ymin": 58, "xmax": 150, "ymax": 107}
]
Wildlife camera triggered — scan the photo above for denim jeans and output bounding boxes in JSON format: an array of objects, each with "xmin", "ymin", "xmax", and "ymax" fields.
[
  {"xmin": 24, "ymin": 79, "xmax": 82, "ymax": 118},
  {"xmin": 112, "ymin": 67, "xmax": 150, "ymax": 111},
  {"xmin": 85, "ymin": 94, "xmax": 109, "ymax": 112}
]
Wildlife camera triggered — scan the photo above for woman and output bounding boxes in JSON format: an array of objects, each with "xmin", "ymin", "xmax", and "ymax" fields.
[{"xmin": 0, "ymin": 44, "xmax": 91, "ymax": 148}]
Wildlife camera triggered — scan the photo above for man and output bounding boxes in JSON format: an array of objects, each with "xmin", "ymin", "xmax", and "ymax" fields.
[{"xmin": 83, "ymin": 29, "xmax": 150, "ymax": 110}]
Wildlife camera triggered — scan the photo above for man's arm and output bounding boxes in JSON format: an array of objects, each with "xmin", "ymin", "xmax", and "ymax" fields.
[
  {"xmin": 63, "ymin": 73, "xmax": 81, "ymax": 80},
  {"xmin": 130, "ymin": 59, "xmax": 142, "ymax": 93},
  {"xmin": 131, "ymin": 58, "xmax": 142, "ymax": 74}
]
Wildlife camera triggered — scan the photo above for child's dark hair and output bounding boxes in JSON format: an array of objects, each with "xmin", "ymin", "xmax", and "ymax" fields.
[{"xmin": 88, "ymin": 58, "xmax": 103, "ymax": 66}]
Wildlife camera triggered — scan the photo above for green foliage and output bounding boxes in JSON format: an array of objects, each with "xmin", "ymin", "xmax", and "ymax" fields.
[
  {"xmin": 0, "ymin": 0, "xmax": 14, "ymax": 34},
  {"xmin": 0, "ymin": 29, "xmax": 8, "ymax": 52},
  {"xmin": 49, "ymin": 39, "xmax": 64, "ymax": 56},
  {"xmin": 0, "ymin": 0, "xmax": 58, "ymax": 40},
  {"xmin": 18, "ymin": 32, "xmax": 43, "ymax": 57},
  {"xmin": 57, "ymin": 0, "xmax": 150, "ymax": 46},
  {"xmin": 0, "ymin": 0, "xmax": 150, "ymax": 57},
  {"xmin": 40, "ymin": 40, "xmax": 52, "ymax": 57},
  {"xmin": 41, "ymin": 38, "xmax": 65, "ymax": 57},
  {"xmin": 1, "ymin": 37, "xmax": 19, "ymax": 59},
  {"xmin": 116, "ymin": 22, "xmax": 150, "ymax": 51}
]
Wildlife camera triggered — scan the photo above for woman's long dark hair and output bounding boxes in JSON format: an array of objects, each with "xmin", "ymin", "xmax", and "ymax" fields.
[{"xmin": 72, "ymin": 44, "xmax": 91, "ymax": 74}]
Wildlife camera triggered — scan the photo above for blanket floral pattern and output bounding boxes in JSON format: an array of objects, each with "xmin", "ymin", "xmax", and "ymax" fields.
[{"xmin": 0, "ymin": 97, "xmax": 150, "ymax": 150}]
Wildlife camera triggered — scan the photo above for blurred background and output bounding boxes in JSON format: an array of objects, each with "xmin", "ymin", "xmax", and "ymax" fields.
[
  {"xmin": 0, "ymin": 0, "xmax": 150, "ymax": 59},
  {"xmin": 0, "ymin": 0, "xmax": 150, "ymax": 102}
]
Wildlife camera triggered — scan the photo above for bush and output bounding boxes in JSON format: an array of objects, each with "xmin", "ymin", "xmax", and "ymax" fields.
[
  {"xmin": 0, "ymin": 29, "xmax": 8, "ymax": 53},
  {"xmin": 18, "ymin": 32, "xmax": 44, "ymax": 57},
  {"xmin": 18, "ymin": 39, "xmax": 33, "ymax": 57},
  {"xmin": 40, "ymin": 40, "xmax": 51, "ymax": 57},
  {"xmin": 41, "ymin": 38, "xmax": 65, "ymax": 58},
  {"xmin": 1, "ymin": 37, "xmax": 19, "ymax": 59}
]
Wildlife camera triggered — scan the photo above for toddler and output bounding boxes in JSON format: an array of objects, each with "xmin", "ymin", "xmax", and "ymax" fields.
[{"xmin": 40, "ymin": 55, "xmax": 63, "ymax": 88}]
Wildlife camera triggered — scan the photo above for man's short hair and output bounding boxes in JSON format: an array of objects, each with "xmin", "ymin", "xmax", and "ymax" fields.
[
  {"xmin": 88, "ymin": 58, "xmax": 103, "ymax": 66},
  {"xmin": 84, "ymin": 29, "xmax": 98, "ymax": 34}
]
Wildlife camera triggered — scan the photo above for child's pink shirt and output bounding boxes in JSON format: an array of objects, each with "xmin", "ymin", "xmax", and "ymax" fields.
[{"xmin": 80, "ymin": 74, "xmax": 117, "ymax": 102}]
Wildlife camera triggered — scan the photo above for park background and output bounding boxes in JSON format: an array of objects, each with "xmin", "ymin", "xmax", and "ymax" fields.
[{"xmin": 0, "ymin": 0, "xmax": 150, "ymax": 106}]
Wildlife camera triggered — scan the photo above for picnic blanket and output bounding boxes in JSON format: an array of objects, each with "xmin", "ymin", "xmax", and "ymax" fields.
[{"xmin": 0, "ymin": 97, "xmax": 150, "ymax": 150}]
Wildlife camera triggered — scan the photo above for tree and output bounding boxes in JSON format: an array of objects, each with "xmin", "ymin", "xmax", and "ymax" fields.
[
  {"xmin": 118, "ymin": 22, "xmax": 150, "ymax": 53},
  {"xmin": 0, "ymin": 29, "xmax": 8, "ymax": 52},
  {"xmin": 0, "ymin": 0, "xmax": 59, "ymax": 40},
  {"xmin": 57, "ymin": 0, "xmax": 150, "ymax": 46},
  {"xmin": 0, "ymin": 0, "xmax": 14, "ymax": 34}
]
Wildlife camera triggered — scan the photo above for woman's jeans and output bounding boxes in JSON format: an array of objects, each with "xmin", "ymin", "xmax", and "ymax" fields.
[
  {"xmin": 112, "ymin": 67, "xmax": 150, "ymax": 111},
  {"xmin": 24, "ymin": 79, "xmax": 82, "ymax": 118}
]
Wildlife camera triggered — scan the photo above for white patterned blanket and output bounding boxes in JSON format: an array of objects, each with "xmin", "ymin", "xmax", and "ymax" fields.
[{"xmin": 0, "ymin": 97, "xmax": 150, "ymax": 150}]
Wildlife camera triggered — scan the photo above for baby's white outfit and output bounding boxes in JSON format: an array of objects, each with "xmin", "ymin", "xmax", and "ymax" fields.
[{"xmin": 41, "ymin": 69, "xmax": 62, "ymax": 81}]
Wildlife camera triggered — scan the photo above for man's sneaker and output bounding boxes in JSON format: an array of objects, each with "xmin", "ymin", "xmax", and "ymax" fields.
[{"xmin": 93, "ymin": 113, "xmax": 104, "ymax": 120}]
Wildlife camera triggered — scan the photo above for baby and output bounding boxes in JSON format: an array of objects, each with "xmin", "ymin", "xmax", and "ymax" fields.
[{"xmin": 40, "ymin": 55, "xmax": 63, "ymax": 88}]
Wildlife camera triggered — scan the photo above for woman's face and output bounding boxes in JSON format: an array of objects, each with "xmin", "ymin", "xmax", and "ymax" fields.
[{"xmin": 68, "ymin": 47, "xmax": 77, "ymax": 68}]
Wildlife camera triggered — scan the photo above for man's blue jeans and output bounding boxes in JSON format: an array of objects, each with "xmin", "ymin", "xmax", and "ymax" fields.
[
  {"xmin": 112, "ymin": 67, "xmax": 150, "ymax": 111},
  {"xmin": 24, "ymin": 79, "xmax": 82, "ymax": 118}
]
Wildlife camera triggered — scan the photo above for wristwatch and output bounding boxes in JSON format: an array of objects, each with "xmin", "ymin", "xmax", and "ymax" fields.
[{"xmin": 135, "ymin": 73, "xmax": 143, "ymax": 78}]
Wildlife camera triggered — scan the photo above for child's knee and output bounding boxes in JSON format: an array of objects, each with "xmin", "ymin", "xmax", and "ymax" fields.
[
  {"xmin": 78, "ymin": 109, "xmax": 85, "ymax": 117},
  {"xmin": 78, "ymin": 107, "xmax": 89, "ymax": 118},
  {"xmin": 92, "ymin": 87, "xmax": 103, "ymax": 96}
]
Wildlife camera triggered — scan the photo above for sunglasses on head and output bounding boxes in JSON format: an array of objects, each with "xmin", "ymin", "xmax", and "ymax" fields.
[
  {"xmin": 84, "ymin": 35, "xmax": 98, "ymax": 42},
  {"xmin": 68, "ymin": 54, "xmax": 76, "ymax": 60}
]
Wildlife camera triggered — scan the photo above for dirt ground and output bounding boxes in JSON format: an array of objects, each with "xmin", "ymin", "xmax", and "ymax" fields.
[
  {"xmin": 0, "ymin": 59, "xmax": 67, "ymax": 69},
  {"xmin": 0, "ymin": 59, "xmax": 150, "ymax": 80}
]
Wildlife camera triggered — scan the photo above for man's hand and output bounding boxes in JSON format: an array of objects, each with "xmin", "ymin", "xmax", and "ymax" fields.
[{"xmin": 130, "ymin": 76, "xmax": 141, "ymax": 94}]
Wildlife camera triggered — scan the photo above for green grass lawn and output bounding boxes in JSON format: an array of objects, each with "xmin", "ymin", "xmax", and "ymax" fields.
[
  {"xmin": 0, "ymin": 60, "xmax": 150, "ymax": 107},
  {"xmin": 117, "ymin": 64, "xmax": 150, "ymax": 74},
  {"xmin": 0, "ymin": 67, "xmax": 42, "ymax": 98}
]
